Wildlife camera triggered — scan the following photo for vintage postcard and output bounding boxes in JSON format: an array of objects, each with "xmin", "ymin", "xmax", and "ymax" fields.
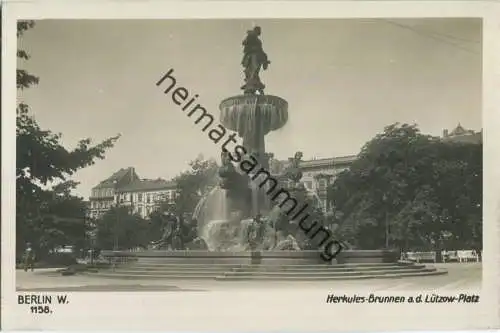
[{"xmin": 2, "ymin": 0, "xmax": 499, "ymax": 331}]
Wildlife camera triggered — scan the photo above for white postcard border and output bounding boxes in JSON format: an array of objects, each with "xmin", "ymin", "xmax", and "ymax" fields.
[{"xmin": 2, "ymin": 1, "xmax": 499, "ymax": 331}]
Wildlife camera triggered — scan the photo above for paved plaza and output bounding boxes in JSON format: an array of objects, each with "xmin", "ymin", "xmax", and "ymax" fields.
[{"xmin": 15, "ymin": 263, "xmax": 482, "ymax": 292}]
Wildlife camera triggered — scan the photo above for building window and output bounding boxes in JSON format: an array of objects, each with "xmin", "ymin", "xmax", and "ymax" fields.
[
  {"xmin": 138, "ymin": 207, "xmax": 143, "ymax": 216},
  {"xmin": 146, "ymin": 194, "xmax": 151, "ymax": 204},
  {"xmin": 138, "ymin": 193, "xmax": 143, "ymax": 202},
  {"xmin": 304, "ymin": 181, "xmax": 313, "ymax": 189},
  {"xmin": 318, "ymin": 179, "xmax": 327, "ymax": 191}
]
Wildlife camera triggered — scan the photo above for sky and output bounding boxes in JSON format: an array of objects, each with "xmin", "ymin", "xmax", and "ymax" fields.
[{"xmin": 17, "ymin": 18, "xmax": 482, "ymax": 199}]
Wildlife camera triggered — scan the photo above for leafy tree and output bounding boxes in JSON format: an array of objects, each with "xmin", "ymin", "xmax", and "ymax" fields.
[
  {"xmin": 16, "ymin": 22, "xmax": 120, "ymax": 258},
  {"xmin": 328, "ymin": 123, "xmax": 482, "ymax": 252},
  {"xmin": 145, "ymin": 156, "xmax": 218, "ymax": 246},
  {"xmin": 95, "ymin": 207, "xmax": 149, "ymax": 250},
  {"xmin": 167, "ymin": 155, "xmax": 219, "ymax": 217}
]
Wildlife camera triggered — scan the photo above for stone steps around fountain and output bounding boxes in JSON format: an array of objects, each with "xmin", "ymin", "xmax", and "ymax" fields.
[
  {"xmin": 119, "ymin": 263, "xmax": 239, "ymax": 270},
  {"xmin": 115, "ymin": 263, "xmax": 425, "ymax": 273},
  {"xmin": 85, "ymin": 271, "xmax": 223, "ymax": 279},
  {"xmin": 132, "ymin": 258, "xmax": 322, "ymax": 265},
  {"xmin": 111, "ymin": 266, "xmax": 238, "ymax": 273},
  {"xmin": 221, "ymin": 267, "xmax": 437, "ymax": 277},
  {"xmin": 94, "ymin": 250, "xmax": 446, "ymax": 280},
  {"xmin": 86, "ymin": 262, "xmax": 443, "ymax": 280},
  {"xmin": 131, "ymin": 260, "xmax": 409, "ymax": 268},
  {"xmin": 215, "ymin": 269, "xmax": 448, "ymax": 281},
  {"xmin": 95, "ymin": 267, "xmax": 435, "ymax": 277},
  {"xmin": 103, "ymin": 265, "xmax": 435, "ymax": 276},
  {"xmin": 85, "ymin": 268, "xmax": 446, "ymax": 281},
  {"xmin": 232, "ymin": 264, "xmax": 427, "ymax": 272}
]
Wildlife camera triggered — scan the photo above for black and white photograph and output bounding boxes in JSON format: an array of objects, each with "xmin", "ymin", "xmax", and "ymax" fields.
[{"xmin": 2, "ymin": 1, "xmax": 499, "ymax": 331}]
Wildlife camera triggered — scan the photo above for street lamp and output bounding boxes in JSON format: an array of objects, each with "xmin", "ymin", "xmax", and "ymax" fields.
[
  {"xmin": 385, "ymin": 211, "xmax": 389, "ymax": 249},
  {"xmin": 113, "ymin": 205, "xmax": 119, "ymax": 251},
  {"xmin": 112, "ymin": 196, "xmax": 120, "ymax": 270},
  {"xmin": 90, "ymin": 234, "xmax": 95, "ymax": 266},
  {"xmin": 382, "ymin": 194, "xmax": 389, "ymax": 249}
]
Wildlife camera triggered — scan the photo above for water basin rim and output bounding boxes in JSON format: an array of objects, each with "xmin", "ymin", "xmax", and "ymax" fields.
[
  {"xmin": 219, "ymin": 94, "xmax": 288, "ymax": 107},
  {"xmin": 101, "ymin": 249, "xmax": 400, "ymax": 258}
]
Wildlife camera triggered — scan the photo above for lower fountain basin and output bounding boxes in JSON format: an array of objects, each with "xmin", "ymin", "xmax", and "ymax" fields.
[{"xmin": 101, "ymin": 249, "xmax": 400, "ymax": 265}]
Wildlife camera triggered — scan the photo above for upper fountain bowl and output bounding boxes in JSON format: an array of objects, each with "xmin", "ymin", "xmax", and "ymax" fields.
[{"xmin": 219, "ymin": 95, "xmax": 288, "ymax": 136}]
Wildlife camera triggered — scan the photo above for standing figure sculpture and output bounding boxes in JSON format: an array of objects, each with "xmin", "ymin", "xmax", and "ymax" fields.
[
  {"xmin": 241, "ymin": 26, "xmax": 271, "ymax": 95},
  {"xmin": 284, "ymin": 151, "xmax": 304, "ymax": 185},
  {"xmin": 218, "ymin": 150, "xmax": 237, "ymax": 190},
  {"xmin": 150, "ymin": 212, "xmax": 181, "ymax": 250},
  {"xmin": 219, "ymin": 150, "xmax": 252, "ymax": 217}
]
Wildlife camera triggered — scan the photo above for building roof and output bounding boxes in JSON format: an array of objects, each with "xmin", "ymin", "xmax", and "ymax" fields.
[
  {"xmin": 116, "ymin": 178, "xmax": 177, "ymax": 193},
  {"xmin": 443, "ymin": 123, "xmax": 482, "ymax": 144},
  {"xmin": 299, "ymin": 155, "xmax": 357, "ymax": 169},
  {"xmin": 443, "ymin": 131, "xmax": 482, "ymax": 144},
  {"xmin": 269, "ymin": 154, "xmax": 357, "ymax": 175},
  {"xmin": 93, "ymin": 167, "xmax": 136, "ymax": 189},
  {"xmin": 279, "ymin": 155, "xmax": 357, "ymax": 169},
  {"xmin": 450, "ymin": 123, "xmax": 468, "ymax": 136}
]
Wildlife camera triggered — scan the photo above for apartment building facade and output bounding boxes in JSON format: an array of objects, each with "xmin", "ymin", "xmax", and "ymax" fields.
[
  {"xmin": 269, "ymin": 154, "xmax": 357, "ymax": 212},
  {"xmin": 88, "ymin": 167, "xmax": 140, "ymax": 219},
  {"xmin": 88, "ymin": 167, "xmax": 176, "ymax": 219},
  {"xmin": 115, "ymin": 179, "xmax": 177, "ymax": 218}
]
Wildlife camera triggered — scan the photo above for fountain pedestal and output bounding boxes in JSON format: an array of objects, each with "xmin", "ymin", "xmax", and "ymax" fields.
[{"xmin": 219, "ymin": 94, "xmax": 288, "ymax": 215}]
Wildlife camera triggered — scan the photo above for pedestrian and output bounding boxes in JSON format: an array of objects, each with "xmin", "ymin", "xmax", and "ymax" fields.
[
  {"xmin": 23, "ymin": 243, "xmax": 35, "ymax": 272},
  {"xmin": 247, "ymin": 214, "xmax": 264, "ymax": 265}
]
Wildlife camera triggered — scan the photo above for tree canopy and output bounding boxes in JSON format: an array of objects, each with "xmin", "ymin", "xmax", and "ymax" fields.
[
  {"xmin": 95, "ymin": 207, "xmax": 149, "ymax": 250},
  {"xmin": 166, "ymin": 156, "xmax": 219, "ymax": 218},
  {"xmin": 328, "ymin": 123, "xmax": 482, "ymax": 252},
  {"xmin": 16, "ymin": 22, "xmax": 120, "ymax": 258}
]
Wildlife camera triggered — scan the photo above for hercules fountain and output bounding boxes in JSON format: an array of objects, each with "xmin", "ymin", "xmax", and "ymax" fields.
[{"xmin": 98, "ymin": 27, "xmax": 446, "ymax": 280}]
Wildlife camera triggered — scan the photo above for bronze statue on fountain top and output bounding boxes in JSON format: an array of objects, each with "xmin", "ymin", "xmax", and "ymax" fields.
[{"xmin": 241, "ymin": 26, "xmax": 271, "ymax": 95}]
